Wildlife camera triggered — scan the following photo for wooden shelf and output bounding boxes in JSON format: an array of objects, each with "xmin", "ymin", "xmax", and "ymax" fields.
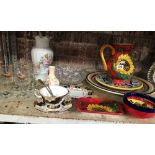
[{"xmin": 0, "ymin": 82, "xmax": 155, "ymax": 124}]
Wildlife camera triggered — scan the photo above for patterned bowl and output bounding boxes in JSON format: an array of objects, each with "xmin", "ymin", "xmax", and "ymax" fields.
[
  {"xmin": 123, "ymin": 92, "xmax": 155, "ymax": 118},
  {"xmin": 55, "ymin": 65, "xmax": 88, "ymax": 85},
  {"xmin": 34, "ymin": 85, "xmax": 69, "ymax": 104}
]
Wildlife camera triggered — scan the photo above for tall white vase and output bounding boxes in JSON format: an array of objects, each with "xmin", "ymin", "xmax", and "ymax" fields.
[{"xmin": 31, "ymin": 36, "xmax": 53, "ymax": 81}]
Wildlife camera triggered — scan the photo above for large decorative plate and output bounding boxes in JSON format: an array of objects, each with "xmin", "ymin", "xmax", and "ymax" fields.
[
  {"xmin": 95, "ymin": 72, "xmax": 143, "ymax": 91},
  {"xmin": 86, "ymin": 72, "xmax": 154, "ymax": 96},
  {"xmin": 147, "ymin": 62, "xmax": 155, "ymax": 85}
]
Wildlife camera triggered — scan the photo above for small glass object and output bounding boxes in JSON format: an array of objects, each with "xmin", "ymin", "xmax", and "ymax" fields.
[
  {"xmin": 0, "ymin": 64, "xmax": 13, "ymax": 98},
  {"xmin": 15, "ymin": 59, "xmax": 31, "ymax": 98}
]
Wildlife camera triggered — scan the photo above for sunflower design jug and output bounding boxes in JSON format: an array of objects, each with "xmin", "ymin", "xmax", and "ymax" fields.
[{"xmin": 100, "ymin": 44, "xmax": 135, "ymax": 85}]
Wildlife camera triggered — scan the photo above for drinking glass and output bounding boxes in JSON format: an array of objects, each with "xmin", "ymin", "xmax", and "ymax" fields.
[
  {"xmin": 0, "ymin": 64, "xmax": 14, "ymax": 99},
  {"xmin": 15, "ymin": 60, "xmax": 31, "ymax": 99}
]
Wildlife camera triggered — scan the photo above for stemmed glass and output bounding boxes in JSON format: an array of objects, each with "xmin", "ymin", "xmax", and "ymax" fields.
[
  {"xmin": 15, "ymin": 59, "xmax": 31, "ymax": 99},
  {"xmin": 0, "ymin": 64, "xmax": 14, "ymax": 99},
  {"xmin": 25, "ymin": 62, "xmax": 36, "ymax": 99}
]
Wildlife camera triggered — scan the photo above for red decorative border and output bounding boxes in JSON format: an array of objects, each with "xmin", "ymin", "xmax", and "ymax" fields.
[{"xmin": 75, "ymin": 98, "xmax": 124, "ymax": 115}]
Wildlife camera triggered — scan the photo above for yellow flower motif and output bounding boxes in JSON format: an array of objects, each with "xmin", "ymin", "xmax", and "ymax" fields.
[
  {"xmin": 114, "ymin": 54, "xmax": 134, "ymax": 75},
  {"xmin": 87, "ymin": 104, "xmax": 113, "ymax": 112}
]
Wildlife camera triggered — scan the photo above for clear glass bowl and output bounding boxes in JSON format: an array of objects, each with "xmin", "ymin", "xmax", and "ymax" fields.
[{"xmin": 55, "ymin": 65, "xmax": 88, "ymax": 85}]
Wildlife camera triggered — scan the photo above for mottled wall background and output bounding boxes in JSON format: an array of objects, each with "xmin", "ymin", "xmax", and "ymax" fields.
[{"xmin": 1, "ymin": 31, "xmax": 155, "ymax": 80}]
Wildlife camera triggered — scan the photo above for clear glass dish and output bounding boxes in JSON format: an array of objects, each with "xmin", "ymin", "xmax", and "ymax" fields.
[{"xmin": 55, "ymin": 65, "xmax": 88, "ymax": 85}]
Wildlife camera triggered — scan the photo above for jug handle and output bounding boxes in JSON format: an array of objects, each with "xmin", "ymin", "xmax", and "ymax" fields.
[{"xmin": 100, "ymin": 44, "xmax": 115, "ymax": 71}]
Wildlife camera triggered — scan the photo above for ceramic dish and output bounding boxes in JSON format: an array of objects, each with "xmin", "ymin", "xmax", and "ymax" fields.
[
  {"xmin": 75, "ymin": 97, "xmax": 124, "ymax": 115},
  {"xmin": 34, "ymin": 95, "xmax": 72, "ymax": 112},
  {"xmin": 123, "ymin": 92, "xmax": 155, "ymax": 118},
  {"xmin": 34, "ymin": 85, "xmax": 68, "ymax": 103},
  {"xmin": 86, "ymin": 72, "xmax": 155, "ymax": 96},
  {"xmin": 95, "ymin": 73, "xmax": 143, "ymax": 91}
]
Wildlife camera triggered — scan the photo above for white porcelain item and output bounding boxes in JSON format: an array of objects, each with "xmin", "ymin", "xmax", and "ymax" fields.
[
  {"xmin": 34, "ymin": 85, "xmax": 68, "ymax": 98},
  {"xmin": 31, "ymin": 36, "xmax": 53, "ymax": 81},
  {"xmin": 47, "ymin": 66, "xmax": 60, "ymax": 85}
]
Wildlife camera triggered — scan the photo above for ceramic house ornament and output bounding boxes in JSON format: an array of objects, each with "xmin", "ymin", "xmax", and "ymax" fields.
[{"xmin": 31, "ymin": 35, "xmax": 53, "ymax": 81}]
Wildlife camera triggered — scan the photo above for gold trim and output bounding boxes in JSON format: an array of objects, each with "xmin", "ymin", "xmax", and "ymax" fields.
[{"xmin": 86, "ymin": 72, "xmax": 155, "ymax": 95}]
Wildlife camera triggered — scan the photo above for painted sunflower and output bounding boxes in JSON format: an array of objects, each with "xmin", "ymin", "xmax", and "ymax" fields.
[
  {"xmin": 114, "ymin": 54, "xmax": 134, "ymax": 75},
  {"xmin": 87, "ymin": 104, "xmax": 113, "ymax": 112}
]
